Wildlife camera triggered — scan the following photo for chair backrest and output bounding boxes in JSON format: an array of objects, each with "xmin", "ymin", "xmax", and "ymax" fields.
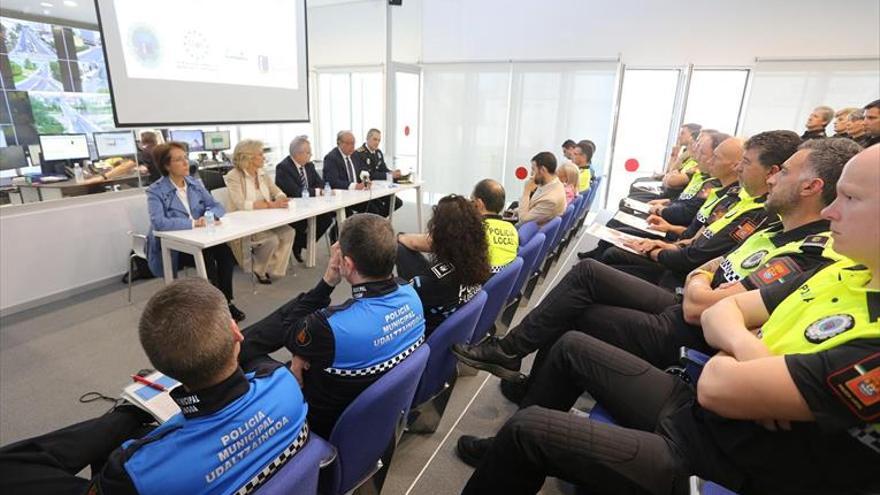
[
  {"xmin": 517, "ymin": 221, "xmax": 539, "ymax": 245},
  {"xmin": 470, "ymin": 257, "xmax": 523, "ymax": 344},
  {"xmin": 257, "ymin": 435, "xmax": 337, "ymax": 495},
  {"xmin": 212, "ymin": 186, "xmax": 231, "ymax": 210},
  {"xmin": 552, "ymin": 204, "xmax": 576, "ymax": 248},
  {"xmin": 412, "ymin": 291, "xmax": 487, "ymax": 406},
  {"xmin": 534, "ymin": 216, "xmax": 562, "ymax": 272},
  {"xmin": 128, "ymin": 231, "xmax": 148, "ymax": 259},
  {"xmin": 509, "ymin": 232, "xmax": 545, "ymax": 303},
  {"xmin": 325, "ymin": 345, "xmax": 430, "ymax": 495},
  {"xmin": 199, "ymin": 168, "xmax": 226, "ymax": 191}
]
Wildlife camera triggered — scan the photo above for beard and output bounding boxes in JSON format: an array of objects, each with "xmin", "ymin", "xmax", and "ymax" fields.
[{"xmin": 765, "ymin": 187, "xmax": 797, "ymax": 217}]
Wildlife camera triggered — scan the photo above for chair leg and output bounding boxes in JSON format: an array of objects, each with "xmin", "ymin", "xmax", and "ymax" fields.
[
  {"xmin": 127, "ymin": 255, "xmax": 134, "ymax": 304},
  {"xmin": 250, "ymin": 247, "xmax": 257, "ymax": 295}
]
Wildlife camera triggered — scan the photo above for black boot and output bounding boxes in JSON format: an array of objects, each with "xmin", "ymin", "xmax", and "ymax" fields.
[
  {"xmin": 451, "ymin": 337, "xmax": 526, "ymax": 383},
  {"xmin": 499, "ymin": 378, "xmax": 529, "ymax": 405},
  {"xmin": 228, "ymin": 303, "xmax": 246, "ymax": 322},
  {"xmin": 456, "ymin": 436, "xmax": 495, "ymax": 467}
]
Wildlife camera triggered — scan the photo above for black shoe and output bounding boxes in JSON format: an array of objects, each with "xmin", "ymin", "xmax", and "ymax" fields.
[
  {"xmin": 451, "ymin": 337, "xmax": 526, "ymax": 383},
  {"xmin": 293, "ymin": 247, "xmax": 304, "ymax": 263},
  {"xmin": 255, "ymin": 273, "xmax": 272, "ymax": 285},
  {"xmin": 456, "ymin": 435, "xmax": 494, "ymax": 467},
  {"xmin": 576, "ymin": 247, "xmax": 601, "ymax": 260},
  {"xmin": 499, "ymin": 378, "xmax": 529, "ymax": 405},
  {"xmin": 229, "ymin": 304, "xmax": 246, "ymax": 322}
]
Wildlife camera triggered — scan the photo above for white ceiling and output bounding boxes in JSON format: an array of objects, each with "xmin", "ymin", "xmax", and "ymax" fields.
[{"xmin": 1, "ymin": 0, "xmax": 98, "ymax": 26}]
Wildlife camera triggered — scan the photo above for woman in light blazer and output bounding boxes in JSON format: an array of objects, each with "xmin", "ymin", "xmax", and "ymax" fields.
[
  {"xmin": 224, "ymin": 139, "xmax": 294, "ymax": 283},
  {"xmin": 145, "ymin": 141, "xmax": 245, "ymax": 321}
]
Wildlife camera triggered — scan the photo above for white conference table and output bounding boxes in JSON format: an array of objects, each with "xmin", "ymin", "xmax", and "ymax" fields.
[{"xmin": 155, "ymin": 181, "xmax": 423, "ymax": 284}]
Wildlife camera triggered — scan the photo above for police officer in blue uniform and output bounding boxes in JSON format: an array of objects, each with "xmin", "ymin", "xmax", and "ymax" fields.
[
  {"xmin": 239, "ymin": 213, "xmax": 426, "ymax": 437},
  {"xmin": 0, "ymin": 278, "xmax": 310, "ymax": 495},
  {"xmin": 353, "ymin": 129, "xmax": 402, "ymax": 216}
]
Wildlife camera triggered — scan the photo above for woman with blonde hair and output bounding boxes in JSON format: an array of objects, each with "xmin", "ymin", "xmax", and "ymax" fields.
[
  {"xmin": 224, "ymin": 139, "xmax": 294, "ymax": 283},
  {"xmin": 558, "ymin": 162, "xmax": 580, "ymax": 205}
]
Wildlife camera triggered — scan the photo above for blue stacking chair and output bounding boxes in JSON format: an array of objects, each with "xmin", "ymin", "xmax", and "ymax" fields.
[
  {"xmin": 523, "ymin": 217, "xmax": 562, "ymax": 298},
  {"xmin": 517, "ymin": 220, "xmax": 539, "ymax": 246},
  {"xmin": 409, "ymin": 291, "xmax": 487, "ymax": 433},
  {"xmin": 469, "ymin": 257, "xmax": 523, "ymax": 344},
  {"xmin": 559, "ymin": 194, "xmax": 586, "ymax": 251},
  {"xmin": 320, "ymin": 345, "xmax": 430, "ymax": 495},
  {"xmin": 499, "ymin": 233, "xmax": 546, "ymax": 327},
  {"xmin": 257, "ymin": 435, "xmax": 336, "ymax": 495},
  {"xmin": 542, "ymin": 203, "xmax": 577, "ymax": 272}
]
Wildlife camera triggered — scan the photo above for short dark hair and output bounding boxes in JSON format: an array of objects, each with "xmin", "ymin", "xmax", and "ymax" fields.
[
  {"xmin": 152, "ymin": 142, "xmax": 188, "ymax": 176},
  {"xmin": 561, "ymin": 139, "xmax": 576, "ymax": 148},
  {"xmin": 744, "ymin": 130, "xmax": 802, "ymax": 169},
  {"xmin": 472, "ymin": 178, "xmax": 506, "ymax": 213},
  {"xmin": 865, "ymin": 99, "xmax": 880, "ymax": 111},
  {"xmin": 139, "ymin": 278, "xmax": 234, "ymax": 389},
  {"xmin": 799, "ymin": 138, "xmax": 864, "ymax": 206},
  {"xmin": 575, "ymin": 140, "xmax": 595, "ymax": 163},
  {"xmin": 531, "ymin": 151, "xmax": 557, "ymax": 174},
  {"xmin": 706, "ymin": 131, "xmax": 731, "ymax": 150},
  {"xmin": 339, "ymin": 213, "xmax": 396, "ymax": 279},
  {"xmin": 682, "ymin": 123, "xmax": 702, "ymax": 139}
]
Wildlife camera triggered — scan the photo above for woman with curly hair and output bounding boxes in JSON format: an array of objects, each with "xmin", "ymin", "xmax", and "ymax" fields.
[{"xmin": 397, "ymin": 194, "xmax": 491, "ymax": 336}]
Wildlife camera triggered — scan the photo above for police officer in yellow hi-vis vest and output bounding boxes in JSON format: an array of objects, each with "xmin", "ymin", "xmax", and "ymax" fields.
[
  {"xmin": 455, "ymin": 141, "xmax": 879, "ymax": 495},
  {"xmin": 570, "ymin": 140, "xmax": 594, "ymax": 193},
  {"xmin": 472, "ymin": 178, "xmax": 519, "ymax": 273},
  {"xmin": 453, "ymin": 136, "xmax": 854, "ymax": 389}
]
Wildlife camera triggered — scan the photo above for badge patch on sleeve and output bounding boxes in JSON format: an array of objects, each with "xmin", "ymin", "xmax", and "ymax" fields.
[
  {"xmin": 729, "ymin": 218, "xmax": 758, "ymax": 242},
  {"xmin": 747, "ymin": 256, "xmax": 800, "ymax": 287},
  {"xmin": 828, "ymin": 353, "xmax": 880, "ymax": 422},
  {"xmin": 431, "ymin": 262, "xmax": 455, "ymax": 279},
  {"xmin": 295, "ymin": 326, "xmax": 312, "ymax": 347},
  {"xmin": 804, "ymin": 314, "xmax": 854, "ymax": 343},
  {"xmin": 740, "ymin": 249, "xmax": 769, "ymax": 270}
]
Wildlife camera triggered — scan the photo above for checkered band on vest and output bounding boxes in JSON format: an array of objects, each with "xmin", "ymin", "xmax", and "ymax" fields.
[
  {"xmin": 235, "ymin": 422, "xmax": 310, "ymax": 495},
  {"xmin": 324, "ymin": 336, "xmax": 425, "ymax": 377}
]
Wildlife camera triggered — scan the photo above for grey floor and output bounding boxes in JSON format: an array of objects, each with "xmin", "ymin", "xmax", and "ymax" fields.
[{"xmin": 0, "ymin": 201, "xmax": 599, "ymax": 495}]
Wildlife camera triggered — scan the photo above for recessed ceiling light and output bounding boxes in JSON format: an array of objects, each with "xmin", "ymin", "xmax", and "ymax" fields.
[
  {"xmin": 63, "ymin": 0, "xmax": 78, "ymax": 6},
  {"xmin": 40, "ymin": 2, "xmax": 53, "ymax": 7}
]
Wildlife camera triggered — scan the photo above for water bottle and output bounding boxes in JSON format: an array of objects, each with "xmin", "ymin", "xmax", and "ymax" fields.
[
  {"xmin": 73, "ymin": 162, "xmax": 84, "ymax": 183},
  {"xmin": 302, "ymin": 187, "xmax": 310, "ymax": 199},
  {"xmin": 204, "ymin": 208, "xmax": 215, "ymax": 234},
  {"xmin": 324, "ymin": 182, "xmax": 332, "ymax": 200}
]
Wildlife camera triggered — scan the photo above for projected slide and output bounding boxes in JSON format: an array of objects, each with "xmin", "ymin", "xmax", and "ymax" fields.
[{"xmin": 113, "ymin": 0, "xmax": 299, "ymax": 90}]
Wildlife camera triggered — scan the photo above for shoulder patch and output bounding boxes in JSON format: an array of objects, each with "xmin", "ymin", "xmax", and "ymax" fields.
[
  {"xmin": 749, "ymin": 256, "xmax": 801, "ymax": 287},
  {"xmin": 801, "ymin": 234, "xmax": 830, "ymax": 251},
  {"xmin": 740, "ymin": 249, "xmax": 769, "ymax": 270},
  {"xmin": 827, "ymin": 352, "xmax": 880, "ymax": 422},
  {"xmin": 730, "ymin": 218, "xmax": 758, "ymax": 242},
  {"xmin": 356, "ymin": 145, "xmax": 366, "ymax": 152},
  {"xmin": 431, "ymin": 262, "xmax": 455, "ymax": 279},
  {"xmin": 804, "ymin": 314, "xmax": 854, "ymax": 343},
  {"xmin": 295, "ymin": 326, "xmax": 312, "ymax": 347}
]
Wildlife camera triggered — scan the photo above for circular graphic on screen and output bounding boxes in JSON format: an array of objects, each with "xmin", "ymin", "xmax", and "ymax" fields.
[
  {"xmin": 128, "ymin": 25, "xmax": 161, "ymax": 68},
  {"xmin": 182, "ymin": 29, "xmax": 209, "ymax": 62}
]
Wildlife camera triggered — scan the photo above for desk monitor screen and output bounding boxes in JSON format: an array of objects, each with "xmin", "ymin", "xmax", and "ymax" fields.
[
  {"xmin": 0, "ymin": 145, "xmax": 28, "ymax": 171},
  {"xmin": 94, "ymin": 131, "xmax": 138, "ymax": 158},
  {"xmin": 203, "ymin": 130, "xmax": 231, "ymax": 151},
  {"xmin": 169, "ymin": 130, "xmax": 205, "ymax": 152},
  {"xmin": 39, "ymin": 134, "xmax": 90, "ymax": 161}
]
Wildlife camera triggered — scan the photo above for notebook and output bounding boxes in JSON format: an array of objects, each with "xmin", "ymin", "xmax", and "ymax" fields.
[
  {"xmin": 585, "ymin": 222, "xmax": 645, "ymax": 255},
  {"xmin": 120, "ymin": 372, "xmax": 182, "ymax": 423},
  {"xmin": 612, "ymin": 211, "xmax": 666, "ymax": 238}
]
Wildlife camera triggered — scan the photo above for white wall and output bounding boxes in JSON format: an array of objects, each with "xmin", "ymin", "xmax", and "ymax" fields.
[
  {"xmin": 308, "ymin": 1, "xmax": 386, "ymax": 67},
  {"xmin": 0, "ymin": 191, "xmax": 150, "ymax": 313},
  {"xmin": 420, "ymin": 0, "xmax": 880, "ymax": 65}
]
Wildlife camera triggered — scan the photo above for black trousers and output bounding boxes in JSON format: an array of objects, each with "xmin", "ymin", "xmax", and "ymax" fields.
[
  {"xmin": 598, "ymin": 246, "xmax": 671, "ymax": 286},
  {"xmin": 178, "ymin": 243, "xmax": 236, "ymax": 302},
  {"xmin": 291, "ymin": 212, "xmax": 334, "ymax": 251},
  {"xmin": 463, "ymin": 332, "xmax": 736, "ymax": 495},
  {"xmin": 0, "ymin": 407, "xmax": 153, "ymax": 495},
  {"xmin": 502, "ymin": 259, "xmax": 711, "ymax": 375}
]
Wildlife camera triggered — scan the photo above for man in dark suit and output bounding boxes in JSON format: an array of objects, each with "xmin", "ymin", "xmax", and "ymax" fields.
[
  {"xmin": 353, "ymin": 128, "xmax": 402, "ymax": 216},
  {"xmin": 322, "ymin": 130, "xmax": 380, "ymax": 216},
  {"xmin": 275, "ymin": 136, "xmax": 333, "ymax": 262}
]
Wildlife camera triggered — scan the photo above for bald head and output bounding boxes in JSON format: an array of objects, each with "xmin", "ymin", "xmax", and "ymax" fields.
[
  {"xmin": 821, "ymin": 145, "xmax": 880, "ymax": 270},
  {"xmin": 472, "ymin": 178, "xmax": 507, "ymax": 214},
  {"xmin": 709, "ymin": 137, "xmax": 744, "ymax": 184},
  {"xmin": 336, "ymin": 130, "xmax": 355, "ymax": 156}
]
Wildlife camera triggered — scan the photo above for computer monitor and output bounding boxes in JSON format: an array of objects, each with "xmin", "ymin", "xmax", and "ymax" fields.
[
  {"xmin": 38, "ymin": 134, "xmax": 90, "ymax": 161},
  {"xmin": 94, "ymin": 131, "xmax": 138, "ymax": 158},
  {"xmin": 0, "ymin": 145, "xmax": 27, "ymax": 171},
  {"xmin": 169, "ymin": 130, "xmax": 205, "ymax": 152},
  {"xmin": 203, "ymin": 130, "xmax": 231, "ymax": 151}
]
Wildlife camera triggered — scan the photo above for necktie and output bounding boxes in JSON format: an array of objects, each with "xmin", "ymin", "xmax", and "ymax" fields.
[
  {"xmin": 299, "ymin": 166, "xmax": 308, "ymax": 189},
  {"xmin": 345, "ymin": 156, "xmax": 355, "ymax": 183}
]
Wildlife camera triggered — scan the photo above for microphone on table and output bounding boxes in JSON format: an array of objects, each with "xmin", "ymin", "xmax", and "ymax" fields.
[{"xmin": 360, "ymin": 170, "xmax": 371, "ymax": 186}]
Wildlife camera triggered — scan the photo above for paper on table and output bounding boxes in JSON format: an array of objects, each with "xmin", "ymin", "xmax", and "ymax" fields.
[
  {"xmin": 585, "ymin": 223, "xmax": 645, "ymax": 255},
  {"xmin": 621, "ymin": 197, "xmax": 652, "ymax": 214},
  {"xmin": 612, "ymin": 211, "xmax": 666, "ymax": 238},
  {"xmin": 633, "ymin": 181, "xmax": 663, "ymax": 195},
  {"xmin": 120, "ymin": 372, "xmax": 182, "ymax": 423}
]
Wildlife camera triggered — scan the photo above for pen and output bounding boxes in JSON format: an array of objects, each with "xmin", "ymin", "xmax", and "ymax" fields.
[{"xmin": 131, "ymin": 374, "xmax": 166, "ymax": 392}]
